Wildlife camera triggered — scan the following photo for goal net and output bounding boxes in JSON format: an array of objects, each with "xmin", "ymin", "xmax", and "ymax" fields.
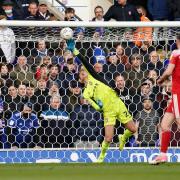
[{"xmin": 0, "ymin": 21, "xmax": 179, "ymax": 163}]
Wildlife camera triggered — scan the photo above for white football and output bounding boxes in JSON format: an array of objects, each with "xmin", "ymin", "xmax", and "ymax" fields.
[{"xmin": 60, "ymin": 27, "xmax": 74, "ymax": 40}]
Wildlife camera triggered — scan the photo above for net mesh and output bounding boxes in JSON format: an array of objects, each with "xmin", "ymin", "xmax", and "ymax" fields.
[{"xmin": 0, "ymin": 25, "xmax": 179, "ymax": 151}]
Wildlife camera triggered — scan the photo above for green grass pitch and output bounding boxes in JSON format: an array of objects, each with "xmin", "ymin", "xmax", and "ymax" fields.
[{"xmin": 0, "ymin": 163, "xmax": 179, "ymax": 180}]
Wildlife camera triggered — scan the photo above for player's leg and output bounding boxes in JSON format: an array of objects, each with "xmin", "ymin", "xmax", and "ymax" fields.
[
  {"xmin": 97, "ymin": 117, "xmax": 115, "ymax": 163},
  {"xmin": 149, "ymin": 112, "xmax": 175, "ymax": 164},
  {"xmin": 119, "ymin": 120, "xmax": 137, "ymax": 150},
  {"xmin": 117, "ymin": 100, "xmax": 136, "ymax": 150},
  {"xmin": 150, "ymin": 95, "xmax": 180, "ymax": 164}
]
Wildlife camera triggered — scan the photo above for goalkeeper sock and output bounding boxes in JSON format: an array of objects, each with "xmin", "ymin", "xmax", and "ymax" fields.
[
  {"xmin": 99, "ymin": 140, "xmax": 110, "ymax": 158},
  {"xmin": 121, "ymin": 129, "xmax": 133, "ymax": 141},
  {"xmin": 161, "ymin": 131, "xmax": 171, "ymax": 153}
]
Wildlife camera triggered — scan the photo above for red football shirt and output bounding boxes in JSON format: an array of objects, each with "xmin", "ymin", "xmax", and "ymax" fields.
[{"xmin": 170, "ymin": 49, "xmax": 180, "ymax": 93}]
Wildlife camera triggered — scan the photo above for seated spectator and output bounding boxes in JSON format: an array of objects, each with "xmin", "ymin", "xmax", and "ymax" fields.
[
  {"xmin": 93, "ymin": 63, "xmax": 111, "ymax": 85},
  {"xmin": 35, "ymin": 64, "xmax": 49, "ymax": 81},
  {"xmin": 18, "ymin": 84, "xmax": 28, "ymax": 103},
  {"xmin": 4, "ymin": 85, "xmax": 21, "ymax": 119},
  {"xmin": 133, "ymin": 82, "xmax": 156, "ymax": 112},
  {"xmin": 0, "ymin": 96, "xmax": 5, "ymax": 148},
  {"xmin": 1, "ymin": 0, "xmax": 24, "ymax": 20},
  {"xmin": 147, "ymin": 51, "xmax": 164, "ymax": 75},
  {"xmin": 104, "ymin": 0, "xmax": 140, "ymax": 21},
  {"xmin": 139, "ymin": 41, "xmax": 155, "ymax": 62},
  {"xmin": 25, "ymin": 1, "xmax": 38, "ymax": 20},
  {"xmin": 26, "ymin": 83, "xmax": 37, "ymax": 103},
  {"xmin": 62, "ymin": 80, "xmax": 82, "ymax": 113},
  {"xmin": 125, "ymin": 53, "xmax": 147, "ymax": 95},
  {"xmin": 39, "ymin": 95, "xmax": 73, "ymax": 148},
  {"xmin": 0, "ymin": 15, "xmax": 16, "ymax": 64},
  {"xmin": 28, "ymin": 39, "xmax": 48, "ymax": 71},
  {"xmin": 91, "ymin": 6, "xmax": 105, "ymax": 38},
  {"xmin": 92, "ymin": 6, "xmax": 104, "ymax": 21},
  {"xmin": 59, "ymin": 58, "xmax": 78, "ymax": 90},
  {"xmin": 103, "ymin": 52, "xmax": 125, "ymax": 81},
  {"xmin": 114, "ymin": 74, "xmax": 135, "ymax": 114},
  {"xmin": 133, "ymin": 6, "xmax": 153, "ymax": 47},
  {"xmin": 47, "ymin": 64, "xmax": 61, "ymax": 88},
  {"xmin": 10, "ymin": 55, "xmax": 36, "ymax": 87},
  {"xmin": 0, "ymin": 63, "xmax": 12, "ymax": 88},
  {"xmin": 115, "ymin": 44, "xmax": 131, "ymax": 69},
  {"xmin": 2, "ymin": 103, "xmax": 40, "ymax": 148},
  {"xmin": 34, "ymin": 78, "xmax": 49, "ymax": 112},
  {"xmin": 64, "ymin": 7, "xmax": 76, "ymax": 21},
  {"xmin": 70, "ymin": 97, "xmax": 103, "ymax": 149},
  {"xmin": 133, "ymin": 97, "xmax": 160, "ymax": 147},
  {"xmin": 37, "ymin": 1, "xmax": 51, "ymax": 20}
]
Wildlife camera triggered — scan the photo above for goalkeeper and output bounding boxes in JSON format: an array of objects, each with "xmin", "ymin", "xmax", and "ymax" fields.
[{"xmin": 66, "ymin": 39, "xmax": 137, "ymax": 163}]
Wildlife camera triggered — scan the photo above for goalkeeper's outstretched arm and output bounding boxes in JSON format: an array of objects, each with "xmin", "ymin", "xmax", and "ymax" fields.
[{"xmin": 67, "ymin": 39, "xmax": 110, "ymax": 87}]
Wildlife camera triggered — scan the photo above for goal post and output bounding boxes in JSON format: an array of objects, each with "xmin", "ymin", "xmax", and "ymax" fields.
[{"xmin": 0, "ymin": 21, "xmax": 179, "ymax": 163}]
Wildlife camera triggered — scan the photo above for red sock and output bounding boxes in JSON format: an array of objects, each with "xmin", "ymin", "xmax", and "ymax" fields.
[{"xmin": 161, "ymin": 131, "xmax": 171, "ymax": 153}]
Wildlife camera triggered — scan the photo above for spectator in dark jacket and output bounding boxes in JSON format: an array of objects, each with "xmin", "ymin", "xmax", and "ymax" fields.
[
  {"xmin": 104, "ymin": 0, "xmax": 140, "ymax": 21},
  {"xmin": 148, "ymin": 0, "xmax": 169, "ymax": 21},
  {"xmin": 70, "ymin": 97, "xmax": 103, "ymax": 148},
  {"xmin": 1, "ymin": 0, "xmax": 24, "ymax": 20},
  {"xmin": 168, "ymin": 0, "xmax": 180, "ymax": 21},
  {"xmin": 25, "ymin": 1, "xmax": 38, "ymax": 20},
  {"xmin": 37, "ymin": 1, "xmax": 52, "ymax": 20}
]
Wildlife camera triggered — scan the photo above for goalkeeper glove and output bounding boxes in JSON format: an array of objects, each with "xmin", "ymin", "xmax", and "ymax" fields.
[{"xmin": 66, "ymin": 39, "xmax": 79, "ymax": 56}]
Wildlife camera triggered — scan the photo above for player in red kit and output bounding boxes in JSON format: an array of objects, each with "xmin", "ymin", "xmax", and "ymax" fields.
[{"xmin": 149, "ymin": 33, "xmax": 180, "ymax": 165}]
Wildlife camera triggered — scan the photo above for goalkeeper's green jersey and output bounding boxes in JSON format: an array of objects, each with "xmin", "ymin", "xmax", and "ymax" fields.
[{"xmin": 77, "ymin": 53, "xmax": 119, "ymax": 112}]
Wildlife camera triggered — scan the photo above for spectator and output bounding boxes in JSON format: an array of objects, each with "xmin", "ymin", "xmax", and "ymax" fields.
[
  {"xmin": 34, "ymin": 78, "xmax": 49, "ymax": 112},
  {"xmin": 37, "ymin": 1, "xmax": 52, "ymax": 20},
  {"xmin": 71, "ymin": 97, "xmax": 103, "ymax": 148},
  {"xmin": 104, "ymin": 0, "xmax": 140, "ymax": 21},
  {"xmin": 115, "ymin": 44, "xmax": 131, "ymax": 69},
  {"xmin": 62, "ymin": 80, "xmax": 82, "ymax": 113},
  {"xmin": 168, "ymin": 0, "xmax": 180, "ymax": 21},
  {"xmin": 133, "ymin": 97, "xmax": 160, "ymax": 147},
  {"xmin": 147, "ymin": 51, "xmax": 164, "ymax": 75},
  {"xmin": 93, "ymin": 63, "xmax": 111, "ymax": 84},
  {"xmin": 59, "ymin": 58, "xmax": 78, "ymax": 90},
  {"xmin": 4, "ymin": 85, "xmax": 20, "ymax": 119},
  {"xmin": 25, "ymin": 1, "xmax": 38, "ymax": 20},
  {"xmin": 0, "ymin": 96, "xmax": 5, "ymax": 148},
  {"xmin": 39, "ymin": 95, "xmax": 73, "ymax": 148},
  {"xmin": 35, "ymin": 64, "xmax": 49, "ymax": 81},
  {"xmin": 114, "ymin": 74, "xmax": 135, "ymax": 114},
  {"xmin": 3, "ymin": 102, "xmax": 40, "ymax": 148},
  {"xmin": 92, "ymin": 6, "xmax": 104, "ymax": 21},
  {"xmin": 148, "ymin": 0, "xmax": 169, "ymax": 21},
  {"xmin": 1, "ymin": 0, "xmax": 24, "ymax": 20},
  {"xmin": 0, "ymin": 63, "xmax": 12, "ymax": 87},
  {"xmin": 103, "ymin": 52, "xmax": 125, "ymax": 82},
  {"xmin": 125, "ymin": 53, "xmax": 147, "ymax": 95},
  {"xmin": 28, "ymin": 39, "xmax": 48, "ymax": 71},
  {"xmin": 10, "ymin": 55, "xmax": 36, "ymax": 87},
  {"xmin": 47, "ymin": 64, "xmax": 61, "ymax": 88},
  {"xmin": 0, "ymin": 15, "xmax": 16, "ymax": 64},
  {"xmin": 18, "ymin": 84, "xmax": 28, "ymax": 103},
  {"xmin": 64, "ymin": 7, "xmax": 76, "ymax": 21},
  {"xmin": 133, "ymin": 6, "xmax": 153, "ymax": 47}
]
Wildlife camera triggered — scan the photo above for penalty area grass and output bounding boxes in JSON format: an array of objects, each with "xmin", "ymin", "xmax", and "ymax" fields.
[{"xmin": 0, "ymin": 163, "xmax": 179, "ymax": 180}]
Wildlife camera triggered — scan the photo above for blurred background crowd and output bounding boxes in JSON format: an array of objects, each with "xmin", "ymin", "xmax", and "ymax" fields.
[{"xmin": 0, "ymin": 0, "xmax": 179, "ymax": 149}]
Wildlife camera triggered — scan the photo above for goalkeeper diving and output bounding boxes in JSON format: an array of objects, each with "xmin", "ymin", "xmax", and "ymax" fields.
[{"xmin": 66, "ymin": 39, "xmax": 137, "ymax": 163}]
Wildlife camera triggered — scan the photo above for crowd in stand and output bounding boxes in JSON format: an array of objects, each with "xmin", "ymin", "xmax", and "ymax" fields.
[{"xmin": 0, "ymin": 0, "xmax": 179, "ymax": 149}]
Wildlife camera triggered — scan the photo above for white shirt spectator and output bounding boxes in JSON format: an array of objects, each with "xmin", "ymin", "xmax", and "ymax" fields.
[{"xmin": 0, "ymin": 26, "xmax": 16, "ymax": 63}]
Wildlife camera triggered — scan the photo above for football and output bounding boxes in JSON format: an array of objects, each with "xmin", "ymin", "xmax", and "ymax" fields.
[{"xmin": 60, "ymin": 27, "xmax": 74, "ymax": 40}]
